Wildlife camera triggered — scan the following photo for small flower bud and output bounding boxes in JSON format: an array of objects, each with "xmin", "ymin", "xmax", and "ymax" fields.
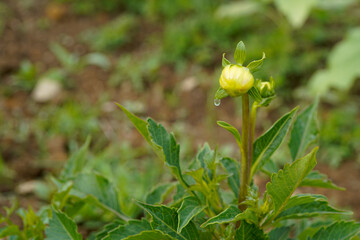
[
  {"xmin": 219, "ymin": 65, "xmax": 254, "ymax": 97},
  {"xmin": 256, "ymin": 77, "xmax": 275, "ymax": 98}
]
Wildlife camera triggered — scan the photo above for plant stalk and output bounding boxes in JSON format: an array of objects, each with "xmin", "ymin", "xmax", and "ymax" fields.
[
  {"xmin": 239, "ymin": 94, "xmax": 250, "ymax": 210},
  {"xmin": 248, "ymin": 103, "xmax": 258, "ymax": 184}
]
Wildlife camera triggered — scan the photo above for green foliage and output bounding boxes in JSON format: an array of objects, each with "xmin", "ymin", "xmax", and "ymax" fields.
[
  {"xmin": 3, "ymin": 39, "xmax": 358, "ymax": 240},
  {"xmin": 319, "ymin": 105, "xmax": 360, "ymax": 167},
  {"xmin": 12, "ymin": 60, "xmax": 38, "ymax": 91},
  {"xmin": 45, "ymin": 208, "xmax": 81, "ymax": 240},
  {"xmin": 289, "ymin": 101, "xmax": 319, "ymax": 161},
  {"xmin": 82, "ymin": 15, "xmax": 138, "ymax": 51},
  {"xmin": 309, "ymin": 27, "xmax": 360, "ymax": 95},
  {"xmin": 251, "ymin": 107, "xmax": 298, "ymax": 177}
]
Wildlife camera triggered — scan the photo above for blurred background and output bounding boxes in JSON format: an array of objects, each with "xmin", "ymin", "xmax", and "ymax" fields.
[{"xmin": 0, "ymin": 0, "xmax": 360, "ymax": 232}]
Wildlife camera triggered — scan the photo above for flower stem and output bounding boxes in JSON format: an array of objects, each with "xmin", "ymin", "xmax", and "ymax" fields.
[
  {"xmin": 248, "ymin": 103, "xmax": 258, "ymax": 184},
  {"xmin": 239, "ymin": 94, "xmax": 250, "ymax": 210}
]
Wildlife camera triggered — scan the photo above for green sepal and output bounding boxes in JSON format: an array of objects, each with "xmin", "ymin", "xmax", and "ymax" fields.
[
  {"xmin": 248, "ymin": 86, "xmax": 262, "ymax": 103},
  {"xmin": 234, "ymin": 41, "xmax": 246, "ymax": 65},
  {"xmin": 247, "ymin": 52, "xmax": 266, "ymax": 73},
  {"xmin": 222, "ymin": 53, "xmax": 231, "ymax": 68},
  {"xmin": 214, "ymin": 87, "xmax": 229, "ymax": 100}
]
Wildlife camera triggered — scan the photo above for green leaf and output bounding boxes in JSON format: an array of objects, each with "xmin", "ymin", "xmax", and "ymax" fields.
[
  {"xmin": 214, "ymin": 87, "xmax": 229, "ymax": 100},
  {"xmin": 123, "ymin": 230, "xmax": 175, "ymax": 240},
  {"xmin": 234, "ymin": 41, "xmax": 246, "ymax": 65},
  {"xmin": 300, "ymin": 170, "xmax": 345, "ymax": 190},
  {"xmin": 251, "ymin": 107, "xmax": 298, "ymax": 177},
  {"xmin": 95, "ymin": 220, "xmax": 124, "ymax": 240},
  {"xmin": 221, "ymin": 157, "xmax": 240, "ymax": 198},
  {"xmin": 117, "ymin": 104, "xmax": 151, "ymax": 145},
  {"xmin": 246, "ymin": 52, "xmax": 266, "ymax": 73},
  {"xmin": 137, "ymin": 201, "xmax": 199, "ymax": 240},
  {"xmin": 269, "ymin": 226, "xmax": 291, "ymax": 240},
  {"xmin": 217, "ymin": 121, "xmax": 241, "ymax": 147},
  {"xmin": 222, "ymin": 53, "xmax": 231, "ymax": 68},
  {"xmin": 103, "ymin": 219, "xmax": 151, "ymax": 240},
  {"xmin": 274, "ymin": 0, "xmax": 318, "ymax": 28},
  {"xmin": 73, "ymin": 173, "xmax": 127, "ymax": 220},
  {"xmin": 248, "ymin": 87, "xmax": 262, "ymax": 103},
  {"xmin": 45, "ymin": 208, "xmax": 82, "ymax": 240},
  {"xmin": 289, "ymin": 101, "xmax": 319, "ymax": 161},
  {"xmin": 309, "ymin": 221, "xmax": 360, "ymax": 240},
  {"xmin": 265, "ymin": 148, "xmax": 318, "ymax": 222},
  {"xmin": 147, "ymin": 119, "xmax": 187, "ymax": 186},
  {"xmin": 177, "ymin": 196, "xmax": 206, "ymax": 233},
  {"xmin": 235, "ymin": 221, "xmax": 268, "ymax": 240},
  {"xmin": 60, "ymin": 136, "xmax": 91, "ymax": 180},
  {"xmin": 146, "ymin": 183, "xmax": 176, "ymax": 205},
  {"xmin": 201, "ymin": 206, "xmax": 241, "ymax": 228},
  {"xmin": 0, "ymin": 225, "xmax": 20, "ymax": 238},
  {"xmin": 275, "ymin": 194, "xmax": 350, "ymax": 221}
]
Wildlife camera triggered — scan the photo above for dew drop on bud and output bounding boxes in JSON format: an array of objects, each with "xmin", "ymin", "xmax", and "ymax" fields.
[{"xmin": 214, "ymin": 99, "xmax": 221, "ymax": 106}]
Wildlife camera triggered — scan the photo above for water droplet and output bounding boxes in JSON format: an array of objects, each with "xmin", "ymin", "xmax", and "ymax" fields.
[{"xmin": 214, "ymin": 99, "xmax": 221, "ymax": 106}]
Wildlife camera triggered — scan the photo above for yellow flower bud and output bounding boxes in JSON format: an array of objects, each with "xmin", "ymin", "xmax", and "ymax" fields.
[
  {"xmin": 256, "ymin": 77, "xmax": 275, "ymax": 98},
  {"xmin": 219, "ymin": 65, "xmax": 254, "ymax": 97}
]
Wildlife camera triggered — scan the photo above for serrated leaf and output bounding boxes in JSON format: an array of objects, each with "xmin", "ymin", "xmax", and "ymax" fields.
[
  {"xmin": 248, "ymin": 86, "xmax": 262, "ymax": 102},
  {"xmin": 269, "ymin": 226, "xmax": 291, "ymax": 240},
  {"xmin": 45, "ymin": 208, "xmax": 82, "ymax": 240},
  {"xmin": 60, "ymin": 136, "xmax": 90, "ymax": 180},
  {"xmin": 146, "ymin": 183, "xmax": 176, "ymax": 205},
  {"xmin": 196, "ymin": 143, "xmax": 216, "ymax": 180},
  {"xmin": 201, "ymin": 206, "xmax": 241, "ymax": 228},
  {"xmin": 95, "ymin": 220, "xmax": 124, "ymax": 240},
  {"xmin": 275, "ymin": 194, "xmax": 350, "ymax": 221},
  {"xmin": 300, "ymin": 170, "xmax": 345, "ymax": 190},
  {"xmin": 137, "ymin": 202, "xmax": 199, "ymax": 240},
  {"xmin": 177, "ymin": 197, "xmax": 205, "ymax": 233},
  {"xmin": 265, "ymin": 148, "xmax": 318, "ymax": 222},
  {"xmin": 103, "ymin": 219, "xmax": 151, "ymax": 240},
  {"xmin": 289, "ymin": 101, "xmax": 319, "ymax": 161},
  {"xmin": 73, "ymin": 173, "xmax": 127, "ymax": 220},
  {"xmin": 309, "ymin": 221, "xmax": 360, "ymax": 240},
  {"xmin": 214, "ymin": 87, "xmax": 229, "ymax": 100},
  {"xmin": 221, "ymin": 157, "xmax": 240, "ymax": 198},
  {"xmin": 251, "ymin": 107, "xmax": 298, "ymax": 177},
  {"xmin": 123, "ymin": 230, "xmax": 175, "ymax": 240},
  {"xmin": 222, "ymin": 53, "xmax": 231, "ymax": 68},
  {"xmin": 246, "ymin": 52, "xmax": 266, "ymax": 73},
  {"xmin": 147, "ymin": 119, "xmax": 187, "ymax": 186},
  {"xmin": 234, "ymin": 41, "xmax": 246, "ymax": 65},
  {"xmin": 217, "ymin": 121, "xmax": 241, "ymax": 148},
  {"xmin": 274, "ymin": 0, "xmax": 318, "ymax": 28},
  {"xmin": 117, "ymin": 104, "xmax": 151, "ymax": 145},
  {"xmin": 235, "ymin": 221, "xmax": 268, "ymax": 240}
]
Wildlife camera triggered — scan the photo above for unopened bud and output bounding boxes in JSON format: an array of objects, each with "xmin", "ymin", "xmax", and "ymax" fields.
[{"xmin": 219, "ymin": 65, "xmax": 254, "ymax": 97}]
